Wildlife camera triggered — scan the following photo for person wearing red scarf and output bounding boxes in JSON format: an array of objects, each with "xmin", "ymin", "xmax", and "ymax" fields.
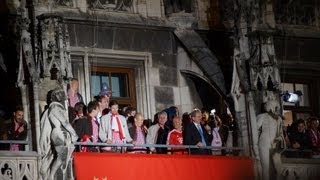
[{"xmin": 99, "ymin": 100, "xmax": 132, "ymax": 152}]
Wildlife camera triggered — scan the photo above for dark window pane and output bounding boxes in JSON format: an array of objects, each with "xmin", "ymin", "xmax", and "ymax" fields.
[{"xmin": 111, "ymin": 73, "xmax": 128, "ymax": 97}]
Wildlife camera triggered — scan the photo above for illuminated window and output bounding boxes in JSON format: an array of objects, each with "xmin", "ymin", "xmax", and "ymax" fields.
[
  {"xmin": 91, "ymin": 66, "xmax": 136, "ymax": 108},
  {"xmin": 281, "ymin": 83, "xmax": 309, "ymax": 107}
]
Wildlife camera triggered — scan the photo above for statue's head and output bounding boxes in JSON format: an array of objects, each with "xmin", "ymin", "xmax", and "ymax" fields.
[
  {"xmin": 264, "ymin": 100, "xmax": 280, "ymax": 116},
  {"xmin": 50, "ymin": 88, "xmax": 66, "ymax": 104}
]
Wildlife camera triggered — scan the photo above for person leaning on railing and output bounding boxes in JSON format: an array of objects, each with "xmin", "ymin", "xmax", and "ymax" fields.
[
  {"xmin": 99, "ymin": 100, "xmax": 132, "ymax": 152},
  {"xmin": 74, "ymin": 100, "xmax": 101, "ymax": 152},
  {"xmin": 167, "ymin": 116, "xmax": 184, "ymax": 154},
  {"xmin": 183, "ymin": 109, "xmax": 213, "ymax": 155},
  {"xmin": 0, "ymin": 105, "xmax": 27, "ymax": 151},
  {"xmin": 284, "ymin": 119, "xmax": 311, "ymax": 158},
  {"xmin": 146, "ymin": 111, "xmax": 169, "ymax": 154},
  {"xmin": 128, "ymin": 113, "xmax": 147, "ymax": 154},
  {"xmin": 307, "ymin": 117, "xmax": 320, "ymax": 158}
]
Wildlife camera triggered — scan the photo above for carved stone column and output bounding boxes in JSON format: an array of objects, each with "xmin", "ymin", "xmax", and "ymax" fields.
[
  {"xmin": 226, "ymin": 0, "xmax": 282, "ymax": 179},
  {"xmin": 36, "ymin": 14, "xmax": 73, "ymax": 111},
  {"xmin": 37, "ymin": 14, "xmax": 72, "ymax": 81}
]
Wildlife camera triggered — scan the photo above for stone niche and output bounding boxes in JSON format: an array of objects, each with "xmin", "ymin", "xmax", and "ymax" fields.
[{"xmin": 38, "ymin": 78, "xmax": 62, "ymax": 112}]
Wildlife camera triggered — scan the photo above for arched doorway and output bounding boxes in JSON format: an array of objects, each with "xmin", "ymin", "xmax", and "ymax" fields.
[{"xmin": 180, "ymin": 70, "xmax": 230, "ymax": 116}]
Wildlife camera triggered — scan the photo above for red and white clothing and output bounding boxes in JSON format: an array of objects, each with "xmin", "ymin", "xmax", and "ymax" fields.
[
  {"xmin": 99, "ymin": 112, "xmax": 132, "ymax": 151},
  {"xmin": 167, "ymin": 129, "xmax": 184, "ymax": 154},
  {"xmin": 74, "ymin": 116, "xmax": 99, "ymax": 152}
]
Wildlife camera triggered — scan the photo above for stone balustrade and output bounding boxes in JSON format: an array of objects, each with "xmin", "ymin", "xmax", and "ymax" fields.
[
  {"xmin": 0, "ymin": 151, "xmax": 38, "ymax": 180},
  {"xmin": 279, "ymin": 157, "xmax": 320, "ymax": 180}
]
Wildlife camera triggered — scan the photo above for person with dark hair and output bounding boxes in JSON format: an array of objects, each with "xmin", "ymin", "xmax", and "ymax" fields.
[
  {"xmin": 201, "ymin": 110, "xmax": 211, "ymax": 134},
  {"xmin": 123, "ymin": 106, "xmax": 136, "ymax": 128},
  {"xmin": 1, "ymin": 105, "xmax": 27, "ymax": 151},
  {"xmin": 74, "ymin": 101, "xmax": 100, "ymax": 152},
  {"xmin": 182, "ymin": 112, "xmax": 191, "ymax": 127},
  {"xmin": 71, "ymin": 102, "xmax": 87, "ymax": 124},
  {"xmin": 183, "ymin": 109, "xmax": 212, "ymax": 155},
  {"xmin": 99, "ymin": 100, "xmax": 132, "ymax": 152},
  {"xmin": 283, "ymin": 119, "xmax": 310, "ymax": 158},
  {"xmin": 164, "ymin": 106, "xmax": 179, "ymax": 130},
  {"xmin": 210, "ymin": 115, "xmax": 229, "ymax": 155},
  {"xmin": 290, "ymin": 119, "xmax": 309, "ymax": 150}
]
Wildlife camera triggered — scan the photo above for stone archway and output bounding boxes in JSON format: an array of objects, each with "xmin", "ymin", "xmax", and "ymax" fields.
[
  {"xmin": 180, "ymin": 69, "xmax": 230, "ymax": 115},
  {"xmin": 174, "ymin": 28, "xmax": 227, "ymax": 96}
]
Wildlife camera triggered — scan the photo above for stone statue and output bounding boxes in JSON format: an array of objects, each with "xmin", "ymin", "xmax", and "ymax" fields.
[
  {"xmin": 39, "ymin": 88, "xmax": 78, "ymax": 180},
  {"xmin": 256, "ymin": 99, "xmax": 284, "ymax": 180}
]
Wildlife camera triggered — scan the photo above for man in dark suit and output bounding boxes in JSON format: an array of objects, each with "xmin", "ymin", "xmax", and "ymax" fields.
[
  {"xmin": 183, "ymin": 109, "xmax": 213, "ymax": 155},
  {"xmin": 74, "ymin": 100, "xmax": 100, "ymax": 152}
]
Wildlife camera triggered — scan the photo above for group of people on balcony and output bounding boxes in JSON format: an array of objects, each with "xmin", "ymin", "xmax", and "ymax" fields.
[
  {"xmin": 284, "ymin": 117, "xmax": 320, "ymax": 158},
  {"xmin": 70, "ymin": 100, "xmax": 232, "ymax": 155},
  {"xmin": 2, "ymin": 78, "xmax": 319, "ymax": 159},
  {"xmin": 67, "ymin": 78, "xmax": 233, "ymax": 155}
]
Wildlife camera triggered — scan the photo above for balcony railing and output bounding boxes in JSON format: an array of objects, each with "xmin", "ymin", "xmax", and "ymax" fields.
[{"xmin": 75, "ymin": 142, "xmax": 244, "ymax": 155}]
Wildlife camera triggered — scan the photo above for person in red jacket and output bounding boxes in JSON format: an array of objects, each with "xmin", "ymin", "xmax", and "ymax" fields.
[{"xmin": 167, "ymin": 116, "xmax": 184, "ymax": 154}]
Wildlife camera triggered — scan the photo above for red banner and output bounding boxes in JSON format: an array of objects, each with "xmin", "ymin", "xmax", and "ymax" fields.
[{"xmin": 73, "ymin": 153, "xmax": 254, "ymax": 180}]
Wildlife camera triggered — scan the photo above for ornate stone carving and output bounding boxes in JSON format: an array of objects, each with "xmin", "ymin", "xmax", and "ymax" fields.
[
  {"xmin": 39, "ymin": 88, "xmax": 78, "ymax": 180},
  {"xmin": 19, "ymin": 8, "xmax": 39, "ymax": 82},
  {"xmin": 0, "ymin": 152, "xmax": 38, "ymax": 180},
  {"xmin": 37, "ymin": 14, "xmax": 73, "ymax": 80},
  {"xmin": 246, "ymin": 28, "xmax": 281, "ymax": 92},
  {"xmin": 274, "ymin": 157, "xmax": 320, "ymax": 180},
  {"xmin": 54, "ymin": 0, "xmax": 74, "ymax": 7},
  {"xmin": 89, "ymin": 0, "xmax": 134, "ymax": 12},
  {"xmin": 274, "ymin": 0, "xmax": 319, "ymax": 27}
]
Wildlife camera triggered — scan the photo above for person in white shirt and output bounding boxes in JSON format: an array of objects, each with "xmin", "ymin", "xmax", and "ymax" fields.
[{"xmin": 99, "ymin": 100, "xmax": 132, "ymax": 152}]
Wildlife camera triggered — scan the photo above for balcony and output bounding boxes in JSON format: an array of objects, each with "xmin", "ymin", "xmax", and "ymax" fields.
[{"xmin": 1, "ymin": 141, "xmax": 320, "ymax": 179}]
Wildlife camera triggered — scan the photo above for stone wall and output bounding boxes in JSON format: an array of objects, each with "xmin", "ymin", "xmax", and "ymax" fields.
[{"xmin": 66, "ymin": 19, "xmax": 207, "ymax": 116}]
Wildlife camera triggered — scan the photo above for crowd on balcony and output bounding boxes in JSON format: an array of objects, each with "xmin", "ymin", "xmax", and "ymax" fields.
[
  {"xmin": 1, "ymin": 78, "xmax": 319, "ymax": 158},
  {"xmin": 284, "ymin": 116, "xmax": 320, "ymax": 158},
  {"xmin": 64, "ymin": 78, "xmax": 237, "ymax": 155},
  {"xmin": 72, "ymin": 101, "xmax": 236, "ymax": 155}
]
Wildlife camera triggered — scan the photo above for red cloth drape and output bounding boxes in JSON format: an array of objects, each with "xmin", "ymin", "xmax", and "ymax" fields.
[{"xmin": 73, "ymin": 153, "xmax": 254, "ymax": 180}]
